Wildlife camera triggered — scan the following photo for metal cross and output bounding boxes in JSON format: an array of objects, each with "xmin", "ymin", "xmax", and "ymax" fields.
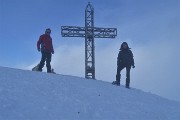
[{"xmin": 61, "ymin": 2, "xmax": 117, "ymax": 79}]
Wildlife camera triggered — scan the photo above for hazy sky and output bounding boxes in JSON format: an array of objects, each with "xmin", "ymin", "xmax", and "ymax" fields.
[{"xmin": 1, "ymin": 0, "xmax": 180, "ymax": 102}]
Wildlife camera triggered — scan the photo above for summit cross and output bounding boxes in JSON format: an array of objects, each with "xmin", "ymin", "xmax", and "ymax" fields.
[{"xmin": 61, "ymin": 2, "xmax": 117, "ymax": 79}]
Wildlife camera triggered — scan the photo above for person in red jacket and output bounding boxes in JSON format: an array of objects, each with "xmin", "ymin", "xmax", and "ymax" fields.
[{"xmin": 37, "ymin": 28, "xmax": 54, "ymax": 73}]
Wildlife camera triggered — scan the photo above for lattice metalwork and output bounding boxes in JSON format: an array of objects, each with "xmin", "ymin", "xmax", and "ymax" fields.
[
  {"xmin": 61, "ymin": 26, "xmax": 117, "ymax": 38},
  {"xmin": 61, "ymin": 2, "xmax": 117, "ymax": 79},
  {"xmin": 85, "ymin": 3, "xmax": 95, "ymax": 79}
]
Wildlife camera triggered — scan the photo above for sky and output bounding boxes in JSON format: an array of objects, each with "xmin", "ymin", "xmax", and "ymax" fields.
[{"xmin": 0, "ymin": 0, "xmax": 180, "ymax": 102}]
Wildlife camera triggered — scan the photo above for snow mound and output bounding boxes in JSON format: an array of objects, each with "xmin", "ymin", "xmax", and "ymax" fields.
[{"xmin": 0, "ymin": 66, "xmax": 180, "ymax": 120}]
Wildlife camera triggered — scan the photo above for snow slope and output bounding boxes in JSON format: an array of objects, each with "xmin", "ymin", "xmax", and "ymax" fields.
[{"xmin": 0, "ymin": 66, "xmax": 180, "ymax": 120}]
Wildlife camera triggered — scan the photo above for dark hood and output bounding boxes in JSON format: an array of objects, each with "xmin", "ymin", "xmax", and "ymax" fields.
[{"xmin": 120, "ymin": 42, "xmax": 131, "ymax": 50}]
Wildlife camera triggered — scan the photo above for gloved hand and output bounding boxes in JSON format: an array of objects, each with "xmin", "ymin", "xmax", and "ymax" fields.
[
  {"xmin": 132, "ymin": 65, "xmax": 135, "ymax": 68},
  {"xmin": 52, "ymin": 51, "xmax": 54, "ymax": 54},
  {"xmin": 37, "ymin": 48, "xmax": 40, "ymax": 52}
]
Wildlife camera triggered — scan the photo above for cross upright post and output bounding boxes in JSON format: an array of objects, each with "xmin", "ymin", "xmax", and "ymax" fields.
[
  {"xmin": 85, "ymin": 3, "xmax": 95, "ymax": 79},
  {"xmin": 61, "ymin": 2, "xmax": 117, "ymax": 79}
]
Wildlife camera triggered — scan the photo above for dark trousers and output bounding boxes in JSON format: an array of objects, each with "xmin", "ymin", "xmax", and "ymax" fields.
[
  {"xmin": 116, "ymin": 65, "xmax": 131, "ymax": 87},
  {"xmin": 38, "ymin": 51, "xmax": 52, "ymax": 72}
]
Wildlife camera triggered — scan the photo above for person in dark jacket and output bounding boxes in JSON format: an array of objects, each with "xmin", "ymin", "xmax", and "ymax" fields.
[
  {"xmin": 37, "ymin": 28, "xmax": 54, "ymax": 73},
  {"xmin": 112, "ymin": 42, "xmax": 135, "ymax": 88}
]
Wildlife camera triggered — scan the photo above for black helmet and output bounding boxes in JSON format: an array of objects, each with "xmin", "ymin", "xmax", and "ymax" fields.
[{"xmin": 45, "ymin": 28, "xmax": 51, "ymax": 34}]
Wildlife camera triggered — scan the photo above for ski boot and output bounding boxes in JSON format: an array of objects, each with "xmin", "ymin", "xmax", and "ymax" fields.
[
  {"xmin": 112, "ymin": 81, "xmax": 120, "ymax": 86},
  {"xmin": 126, "ymin": 85, "xmax": 130, "ymax": 89},
  {"xmin": 32, "ymin": 64, "xmax": 42, "ymax": 72},
  {"xmin": 126, "ymin": 79, "xmax": 130, "ymax": 89}
]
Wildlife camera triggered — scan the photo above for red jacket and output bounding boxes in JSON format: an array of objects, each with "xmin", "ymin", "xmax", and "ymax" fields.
[{"xmin": 37, "ymin": 34, "xmax": 54, "ymax": 53}]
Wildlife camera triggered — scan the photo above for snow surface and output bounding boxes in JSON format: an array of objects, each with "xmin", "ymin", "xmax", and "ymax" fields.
[{"xmin": 0, "ymin": 66, "xmax": 180, "ymax": 120}]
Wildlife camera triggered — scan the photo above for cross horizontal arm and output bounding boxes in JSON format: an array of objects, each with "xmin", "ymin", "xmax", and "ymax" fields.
[
  {"xmin": 94, "ymin": 27, "xmax": 117, "ymax": 38},
  {"xmin": 61, "ymin": 26, "xmax": 117, "ymax": 38},
  {"xmin": 61, "ymin": 26, "xmax": 85, "ymax": 37}
]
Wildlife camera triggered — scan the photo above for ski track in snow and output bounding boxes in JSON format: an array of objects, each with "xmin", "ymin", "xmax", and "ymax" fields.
[{"xmin": 0, "ymin": 66, "xmax": 180, "ymax": 120}]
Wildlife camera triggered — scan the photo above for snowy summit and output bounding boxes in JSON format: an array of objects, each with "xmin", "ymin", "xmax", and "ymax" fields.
[{"xmin": 0, "ymin": 66, "xmax": 180, "ymax": 120}]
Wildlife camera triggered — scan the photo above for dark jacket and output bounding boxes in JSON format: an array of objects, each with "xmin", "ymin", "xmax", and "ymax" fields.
[
  {"xmin": 37, "ymin": 34, "xmax": 54, "ymax": 53},
  {"xmin": 117, "ymin": 42, "xmax": 134, "ymax": 67}
]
